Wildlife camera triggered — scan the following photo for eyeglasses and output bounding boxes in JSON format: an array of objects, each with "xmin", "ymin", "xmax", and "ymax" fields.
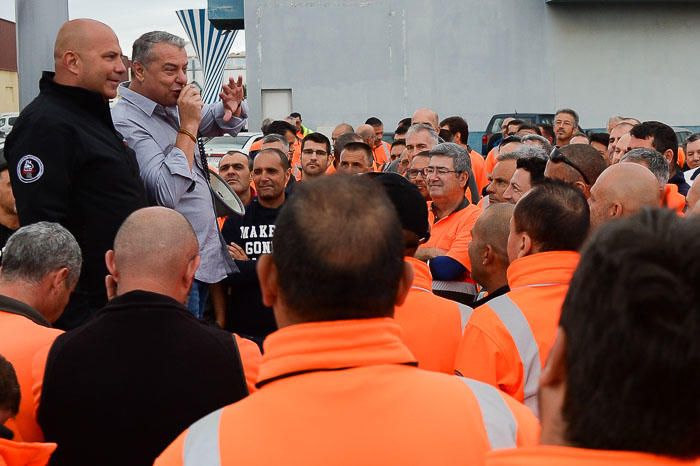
[
  {"xmin": 301, "ymin": 149, "xmax": 329, "ymax": 157},
  {"xmin": 406, "ymin": 168, "xmax": 424, "ymax": 179},
  {"xmin": 549, "ymin": 148, "xmax": 591, "ymax": 184},
  {"xmin": 422, "ymin": 167, "xmax": 461, "ymax": 176}
]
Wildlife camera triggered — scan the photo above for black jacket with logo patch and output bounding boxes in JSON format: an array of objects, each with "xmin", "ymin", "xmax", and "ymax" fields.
[
  {"xmin": 5, "ymin": 72, "xmax": 146, "ymax": 328},
  {"xmin": 222, "ymin": 198, "xmax": 281, "ymax": 343}
]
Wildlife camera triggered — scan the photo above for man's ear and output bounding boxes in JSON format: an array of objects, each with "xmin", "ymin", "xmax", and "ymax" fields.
[
  {"xmin": 610, "ymin": 201, "xmax": 623, "ymax": 219},
  {"xmin": 518, "ymin": 232, "xmax": 533, "ymax": 258},
  {"xmin": 257, "ymin": 254, "xmax": 278, "ymax": 308},
  {"xmin": 458, "ymin": 171, "xmax": 469, "ymax": 190},
  {"xmin": 185, "ymin": 255, "xmax": 201, "ymax": 289},
  {"xmin": 131, "ymin": 61, "xmax": 146, "ymax": 82},
  {"xmin": 105, "ymin": 250, "xmax": 117, "ymax": 279},
  {"xmin": 62, "ymin": 51, "xmax": 80, "ymax": 75},
  {"xmin": 663, "ymin": 149, "xmax": 675, "ymax": 166},
  {"xmin": 539, "ymin": 328, "xmax": 568, "ymax": 446},
  {"xmin": 394, "ymin": 262, "xmax": 414, "ymax": 307},
  {"xmin": 574, "ymin": 181, "xmax": 590, "ymax": 198},
  {"xmin": 50, "ymin": 267, "xmax": 70, "ymax": 291},
  {"xmin": 483, "ymin": 244, "xmax": 494, "ymax": 265}
]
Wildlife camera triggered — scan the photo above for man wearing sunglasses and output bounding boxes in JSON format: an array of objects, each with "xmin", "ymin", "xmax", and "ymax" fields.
[{"xmin": 545, "ymin": 145, "xmax": 608, "ymax": 199}]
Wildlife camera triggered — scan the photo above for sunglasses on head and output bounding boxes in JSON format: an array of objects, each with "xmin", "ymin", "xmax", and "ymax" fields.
[{"xmin": 550, "ymin": 148, "xmax": 591, "ymax": 185}]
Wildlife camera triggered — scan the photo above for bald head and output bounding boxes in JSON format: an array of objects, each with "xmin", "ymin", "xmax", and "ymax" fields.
[
  {"xmin": 356, "ymin": 124, "xmax": 377, "ymax": 146},
  {"xmin": 113, "ymin": 207, "xmax": 199, "ymax": 282},
  {"xmin": 588, "ymin": 163, "xmax": 660, "ymax": 230},
  {"xmin": 55, "ymin": 19, "xmax": 117, "ymax": 60},
  {"xmin": 53, "ymin": 19, "xmax": 125, "ymax": 99},
  {"xmin": 469, "ymin": 203, "xmax": 514, "ymax": 291},
  {"xmin": 474, "ymin": 204, "xmax": 514, "ymax": 258},
  {"xmin": 412, "ymin": 108, "xmax": 439, "ymax": 131}
]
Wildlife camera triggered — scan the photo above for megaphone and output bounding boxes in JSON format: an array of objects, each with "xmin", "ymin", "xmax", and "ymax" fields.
[{"xmin": 209, "ymin": 169, "xmax": 245, "ymax": 217}]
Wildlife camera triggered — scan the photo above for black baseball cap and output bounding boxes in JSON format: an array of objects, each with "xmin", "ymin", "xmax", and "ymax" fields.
[{"xmin": 365, "ymin": 172, "xmax": 430, "ymax": 242}]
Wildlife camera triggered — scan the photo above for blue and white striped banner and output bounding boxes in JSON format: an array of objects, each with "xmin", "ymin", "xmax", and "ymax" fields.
[{"xmin": 176, "ymin": 9, "xmax": 238, "ymax": 105}]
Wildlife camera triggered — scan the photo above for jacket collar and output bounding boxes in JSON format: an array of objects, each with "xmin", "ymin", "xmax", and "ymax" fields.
[
  {"xmin": 257, "ymin": 318, "xmax": 417, "ymax": 388},
  {"xmin": 507, "ymin": 251, "xmax": 580, "ymax": 290},
  {"xmin": 40, "ymin": 72, "xmax": 111, "ymax": 119},
  {"xmin": 99, "ymin": 290, "xmax": 189, "ymax": 314},
  {"xmin": 405, "ymin": 256, "xmax": 432, "ymax": 291},
  {"xmin": 117, "ymin": 83, "xmax": 162, "ymax": 118},
  {"xmin": 0, "ymin": 294, "xmax": 51, "ymax": 327}
]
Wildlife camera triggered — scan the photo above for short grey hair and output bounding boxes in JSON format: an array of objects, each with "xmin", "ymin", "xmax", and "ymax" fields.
[
  {"xmin": 497, "ymin": 151, "xmax": 523, "ymax": 162},
  {"xmin": 429, "ymin": 142, "xmax": 472, "ymax": 174},
  {"xmin": 406, "ymin": 123, "xmax": 439, "ymax": 145},
  {"xmin": 132, "ymin": 31, "xmax": 186, "ymax": 66},
  {"xmin": 261, "ymin": 133, "xmax": 290, "ymax": 151},
  {"xmin": 521, "ymin": 134, "xmax": 553, "ymax": 154},
  {"xmin": 1, "ymin": 222, "xmax": 82, "ymax": 286},
  {"xmin": 621, "ymin": 148, "xmax": 669, "ymax": 188},
  {"xmin": 514, "ymin": 145, "xmax": 549, "ymax": 161}
]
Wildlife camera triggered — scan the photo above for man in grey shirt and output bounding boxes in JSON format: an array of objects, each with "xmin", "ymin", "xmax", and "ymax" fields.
[{"xmin": 112, "ymin": 31, "xmax": 246, "ymax": 319}]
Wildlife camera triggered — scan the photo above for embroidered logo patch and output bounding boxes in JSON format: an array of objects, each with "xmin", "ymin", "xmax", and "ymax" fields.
[{"xmin": 16, "ymin": 155, "xmax": 45, "ymax": 183}]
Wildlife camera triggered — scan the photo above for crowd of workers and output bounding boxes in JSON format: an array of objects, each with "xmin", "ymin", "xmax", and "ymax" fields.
[{"xmin": 0, "ymin": 16, "xmax": 698, "ymax": 466}]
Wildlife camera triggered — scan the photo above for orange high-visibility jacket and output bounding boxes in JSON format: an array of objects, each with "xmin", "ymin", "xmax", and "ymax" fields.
[
  {"xmin": 453, "ymin": 251, "xmax": 579, "ymax": 414},
  {"xmin": 0, "ymin": 310, "xmax": 62, "ymax": 442},
  {"xmin": 485, "ymin": 148, "xmax": 498, "ymax": 175},
  {"xmin": 0, "ymin": 438, "xmax": 56, "ymax": 466},
  {"xmin": 373, "ymin": 141, "xmax": 391, "ymax": 167},
  {"xmin": 394, "ymin": 257, "xmax": 472, "ymax": 373},
  {"xmin": 421, "ymin": 201, "xmax": 482, "ymax": 297},
  {"xmin": 470, "ymin": 150, "xmax": 488, "ymax": 194},
  {"xmin": 233, "ymin": 334, "xmax": 262, "ymax": 393},
  {"xmin": 155, "ymin": 318, "xmax": 539, "ymax": 466},
  {"xmin": 487, "ymin": 445, "xmax": 700, "ymax": 466},
  {"xmin": 663, "ymin": 184, "xmax": 686, "ymax": 215}
]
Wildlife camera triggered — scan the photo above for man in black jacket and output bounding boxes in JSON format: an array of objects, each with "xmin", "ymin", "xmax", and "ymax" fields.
[
  {"xmin": 4, "ymin": 19, "xmax": 146, "ymax": 329},
  {"xmin": 38, "ymin": 207, "xmax": 248, "ymax": 466},
  {"xmin": 223, "ymin": 148, "xmax": 290, "ymax": 344}
]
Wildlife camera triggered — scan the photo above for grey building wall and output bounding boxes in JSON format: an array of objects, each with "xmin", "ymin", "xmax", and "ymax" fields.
[{"xmin": 244, "ymin": 0, "xmax": 700, "ymax": 136}]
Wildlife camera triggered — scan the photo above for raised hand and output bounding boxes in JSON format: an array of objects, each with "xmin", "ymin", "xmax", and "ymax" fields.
[{"xmin": 220, "ymin": 75, "xmax": 244, "ymax": 122}]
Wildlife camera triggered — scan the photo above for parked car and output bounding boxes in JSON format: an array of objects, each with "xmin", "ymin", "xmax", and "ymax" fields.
[
  {"xmin": 203, "ymin": 132, "xmax": 263, "ymax": 169},
  {"xmin": 0, "ymin": 113, "xmax": 19, "ymax": 138},
  {"xmin": 674, "ymin": 127, "xmax": 692, "ymax": 147},
  {"xmin": 482, "ymin": 113, "xmax": 555, "ymax": 153}
]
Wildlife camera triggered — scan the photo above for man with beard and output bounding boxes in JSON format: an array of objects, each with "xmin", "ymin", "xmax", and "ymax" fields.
[
  {"xmin": 222, "ymin": 148, "xmax": 291, "ymax": 344},
  {"xmin": 218, "ymin": 151, "xmax": 254, "ymax": 208},
  {"xmin": 300, "ymin": 133, "xmax": 332, "ymax": 179},
  {"xmin": 553, "ymin": 108, "xmax": 579, "ymax": 147}
]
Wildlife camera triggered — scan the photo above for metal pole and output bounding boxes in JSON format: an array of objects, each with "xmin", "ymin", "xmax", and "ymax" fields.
[{"xmin": 15, "ymin": 0, "xmax": 69, "ymax": 110}]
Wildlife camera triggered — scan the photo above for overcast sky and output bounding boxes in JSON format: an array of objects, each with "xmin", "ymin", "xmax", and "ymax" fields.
[{"xmin": 0, "ymin": 1, "xmax": 245, "ymax": 54}]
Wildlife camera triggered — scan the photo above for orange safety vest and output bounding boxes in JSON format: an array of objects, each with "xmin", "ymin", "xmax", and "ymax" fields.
[
  {"xmin": 0, "ymin": 438, "xmax": 56, "ymax": 466},
  {"xmin": 233, "ymin": 334, "xmax": 262, "ymax": 394},
  {"xmin": 453, "ymin": 251, "xmax": 579, "ymax": 415},
  {"xmin": 421, "ymin": 201, "xmax": 482, "ymax": 297},
  {"xmin": 155, "ymin": 318, "xmax": 539, "ymax": 466},
  {"xmin": 485, "ymin": 148, "xmax": 498, "ymax": 176},
  {"xmin": 677, "ymin": 147, "xmax": 686, "ymax": 169},
  {"xmin": 470, "ymin": 150, "xmax": 488, "ymax": 194},
  {"xmin": 663, "ymin": 184, "xmax": 686, "ymax": 215},
  {"xmin": 373, "ymin": 141, "xmax": 391, "ymax": 167},
  {"xmin": 0, "ymin": 312, "xmax": 62, "ymax": 442},
  {"xmin": 487, "ymin": 445, "xmax": 700, "ymax": 466},
  {"xmin": 394, "ymin": 257, "xmax": 471, "ymax": 373},
  {"xmin": 249, "ymin": 138, "xmax": 263, "ymax": 154}
]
